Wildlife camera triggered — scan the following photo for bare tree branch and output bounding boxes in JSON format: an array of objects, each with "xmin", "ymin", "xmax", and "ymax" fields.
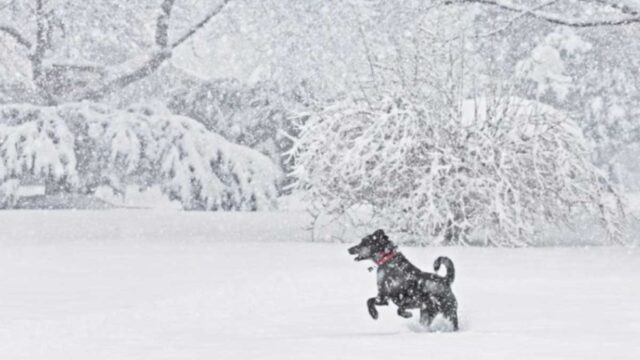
[
  {"xmin": 587, "ymin": 0, "xmax": 639, "ymax": 16},
  {"xmin": 171, "ymin": 0, "xmax": 230, "ymax": 49},
  {"xmin": 81, "ymin": 51, "xmax": 172, "ymax": 100},
  {"xmin": 461, "ymin": 0, "xmax": 640, "ymax": 27},
  {"xmin": 475, "ymin": 0, "xmax": 559, "ymax": 37},
  {"xmin": 80, "ymin": 0, "xmax": 231, "ymax": 101},
  {"xmin": 442, "ymin": 0, "xmax": 559, "ymax": 42},
  {"xmin": 156, "ymin": 0, "xmax": 176, "ymax": 47},
  {"xmin": 32, "ymin": 0, "xmax": 57, "ymax": 105},
  {"xmin": 32, "ymin": 0, "xmax": 47, "ymax": 82},
  {"xmin": 0, "ymin": 25, "xmax": 32, "ymax": 49}
]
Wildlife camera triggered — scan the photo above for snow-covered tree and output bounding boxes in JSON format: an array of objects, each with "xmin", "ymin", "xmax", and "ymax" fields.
[
  {"xmin": 1, "ymin": 0, "xmax": 638, "ymax": 222},
  {"xmin": 289, "ymin": 93, "xmax": 625, "ymax": 246},
  {"xmin": 0, "ymin": 102, "xmax": 280, "ymax": 210},
  {"xmin": 0, "ymin": 0, "xmax": 232, "ymax": 104}
]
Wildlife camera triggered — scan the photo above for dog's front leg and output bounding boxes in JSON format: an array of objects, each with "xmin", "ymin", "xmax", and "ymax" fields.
[{"xmin": 367, "ymin": 296, "xmax": 388, "ymax": 320}]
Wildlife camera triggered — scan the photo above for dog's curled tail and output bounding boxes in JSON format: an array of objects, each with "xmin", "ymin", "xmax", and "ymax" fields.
[{"xmin": 433, "ymin": 256, "xmax": 455, "ymax": 285}]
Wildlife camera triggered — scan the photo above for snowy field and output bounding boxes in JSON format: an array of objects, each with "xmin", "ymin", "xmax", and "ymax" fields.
[{"xmin": 0, "ymin": 210, "xmax": 639, "ymax": 360}]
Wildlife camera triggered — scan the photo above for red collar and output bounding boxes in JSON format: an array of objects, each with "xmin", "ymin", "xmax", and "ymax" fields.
[{"xmin": 375, "ymin": 251, "xmax": 397, "ymax": 266}]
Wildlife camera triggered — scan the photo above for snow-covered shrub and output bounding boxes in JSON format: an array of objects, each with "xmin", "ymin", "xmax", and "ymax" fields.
[
  {"xmin": 167, "ymin": 79, "xmax": 308, "ymax": 176},
  {"xmin": 134, "ymin": 104, "xmax": 281, "ymax": 211},
  {"xmin": 0, "ymin": 105, "xmax": 80, "ymax": 196},
  {"xmin": 0, "ymin": 103, "xmax": 281, "ymax": 210},
  {"xmin": 0, "ymin": 178, "xmax": 19, "ymax": 208},
  {"xmin": 289, "ymin": 94, "xmax": 625, "ymax": 246}
]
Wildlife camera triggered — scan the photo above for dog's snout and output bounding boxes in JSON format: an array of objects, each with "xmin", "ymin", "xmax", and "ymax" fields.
[{"xmin": 348, "ymin": 246, "xmax": 358, "ymax": 254}]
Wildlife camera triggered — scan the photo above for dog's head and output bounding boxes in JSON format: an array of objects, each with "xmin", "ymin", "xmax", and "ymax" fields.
[{"xmin": 348, "ymin": 229, "xmax": 396, "ymax": 262}]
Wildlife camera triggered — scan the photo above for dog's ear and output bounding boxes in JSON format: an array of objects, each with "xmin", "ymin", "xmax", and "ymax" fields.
[
  {"xmin": 385, "ymin": 240, "xmax": 397, "ymax": 252},
  {"xmin": 373, "ymin": 229, "xmax": 389, "ymax": 242},
  {"xmin": 373, "ymin": 229, "xmax": 387, "ymax": 240}
]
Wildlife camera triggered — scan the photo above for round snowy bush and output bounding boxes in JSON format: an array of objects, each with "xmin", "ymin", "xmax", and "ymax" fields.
[
  {"xmin": 0, "ymin": 103, "xmax": 281, "ymax": 211},
  {"xmin": 289, "ymin": 94, "xmax": 625, "ymax": 246}
]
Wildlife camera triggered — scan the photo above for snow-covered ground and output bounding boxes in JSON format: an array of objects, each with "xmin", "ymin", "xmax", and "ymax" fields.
[{"xmin": 0, "ymin": 210, "xmax": 638, "ymax": 359}]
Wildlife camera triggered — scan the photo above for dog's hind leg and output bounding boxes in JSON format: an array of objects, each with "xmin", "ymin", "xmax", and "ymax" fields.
[
  {"xmin": 397, "ymin": 307, "xmax": 413, "ymax": 318},
  {"xmin": 419, "ymin": 307, "xmax": 436, "ymax": 327},
  {"xmin": 367, "ymin": 296, "xmax": 388, "ymax": 320},
  {"xmin": 443, "ymin": 297, "xmax": 459, "ymax": 331},
  {"xmin": 440, "ymin": 303, "xmax": 459, "ymax": 331},
  {"xmin": 419, "ymin": 296, "xmax": 438, "ymax": 327},
  {"xmin": 448, "ymin": 311, "xmax": 459, "ymax": 331}
]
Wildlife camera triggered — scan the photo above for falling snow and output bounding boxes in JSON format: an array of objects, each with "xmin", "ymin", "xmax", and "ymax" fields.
[{"xmin": 1, "ymin": 1, "xmax": 639, "ymax": 359}]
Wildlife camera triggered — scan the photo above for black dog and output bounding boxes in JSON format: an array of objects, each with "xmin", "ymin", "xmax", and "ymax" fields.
[{"xmin": 348, "ymin": 229, "xmax": 458, "ymax": 330}]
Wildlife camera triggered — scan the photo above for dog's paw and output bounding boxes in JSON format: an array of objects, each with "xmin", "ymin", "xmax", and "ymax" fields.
[
  {"xmin": 398, "ymin": 309, "xmax": 413, "ymax": 318},
  {"xmin": 368, "ymin": 306, "xmax": 379, "ymax": 320},
  {"xmin": 367, "ymin": 298, "xmax": 379, "ymax": 319}
]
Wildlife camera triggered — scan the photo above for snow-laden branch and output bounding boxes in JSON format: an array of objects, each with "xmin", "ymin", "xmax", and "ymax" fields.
[
  {"xmin": 0, "ymin": 25, "xmax": 31, "ymax": 49},
  {"xmin": 462, "ymin": 0, "xmax": 640, "ymax": 27},
  {"xmin": 0, "ymin": 102, "xmax": 281, "ymax": 210}
]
